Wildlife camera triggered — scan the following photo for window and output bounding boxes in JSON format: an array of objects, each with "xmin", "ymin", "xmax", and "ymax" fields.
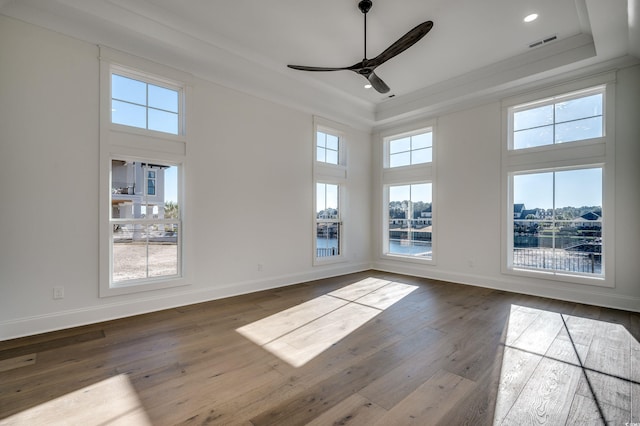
[
  {"xmin": 316, "ymin": 131, "xmax": 340, "ymax": 165},
  {"xmin": 111, "ymin": 160, "xmax": 181, "ymax": 284},
  {"xmin": 387, "ymin": 183, "xmax": 433, "ymax": 258},
  {"xmin": 313, "ymin": 118, "xmax": 347, "ymax": 264},
  {"xmin": 111, "ymin": 72, "xmax": 181, "ymax": 135},
  {"xmin": 511, "ymin": 87, "xmax": 603, "ymax": 150},
  {"xmin": 380, "ymin": 122, "xmax": 436, "ymax": 262},
  {"xmin": 388, "ymin": 130, "xmax": 432, "ymax": 168},
  {"xmin": 100, "ymin": 47, "xmax": 190, "ymax": 296},
  {"xmin": 511, "ymin": 168, "xmax": 602, "ymax": 276},
  {"xmin": 503, "ymin": 75, "xmax": 614, "ymax": 286},
  {"xmin": 316, "ymin": 183, "xmax": 341, "ymax": 258}
]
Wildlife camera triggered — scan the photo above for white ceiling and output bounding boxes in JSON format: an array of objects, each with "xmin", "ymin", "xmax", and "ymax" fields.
[{"xmin": 2, "ymin": 0, "xmax": 639, "ymax": 128}]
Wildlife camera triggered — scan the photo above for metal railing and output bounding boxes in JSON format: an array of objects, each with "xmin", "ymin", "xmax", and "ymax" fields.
[{"xmin": 513, "ymin": 247, "xmax": 601, "ymax": 274}]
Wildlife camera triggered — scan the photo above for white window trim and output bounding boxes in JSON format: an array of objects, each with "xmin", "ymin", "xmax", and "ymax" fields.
[
  {"xmin": 500, "ymin": 72, "xmax": 616, "ymax": 288},
  {"xmin": 99, "ymin": 46, "xmax": 192, "ymax": 297},
  {"xmin": 378, "ymin": 119, "xmax": 437, "ymax": 265},
  {"xmin": 313, "ymin": 117, "xmax": 348, "ymax": 266}
]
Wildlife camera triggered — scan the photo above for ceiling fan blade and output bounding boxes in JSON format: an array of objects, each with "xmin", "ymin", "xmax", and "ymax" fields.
[
  {"xmin": 369, "ymin": 21, "xmax": 433, "ymax": 67},
  {"xmin": 368, "ymin": 71, "xmax": 390, "ymax": 94},
  {"xmin": 287, "ymin": 64, "xmax": 350, "ymax": 72}
]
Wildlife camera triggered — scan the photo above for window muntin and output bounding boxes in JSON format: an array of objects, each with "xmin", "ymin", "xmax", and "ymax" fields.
[
  {"xmin": 511, "ymin": 167, "xmax": 602, "ymax": 276},
  {"xmin": 316, "ymin": 131, "xmax": 340, "ymax": 165},
  {"xmin": 387, "ymin": 183, "xmax": 432, "ymax": 259},
  {"xmin": 512, "ymin": 90, "xmax": 603, "ymax": 150},
  {"xmin": 388, "ymin": 131, "xmax": 432, "ymax": 168},
  {"xmin": 110, "ymin": 159, "xmax": 181, "ymax": 284},
  {"xmin": 316, "ymin": 182, "xmax": 341, "ymax": 258},
  {"xmin": 111, "ymin": 73, "xmax": 180, "ymax": 135}
]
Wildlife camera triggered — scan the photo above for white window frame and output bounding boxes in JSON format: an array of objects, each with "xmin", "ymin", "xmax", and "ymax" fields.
[
  {"xmin": 379, "ymin": 120, "xmax": 436, "ymax": 265},
  {"xmin": 501, "ymin": 73, "xmax": 616, "ymax": 287},
  {"xmin": 313, "ymin": 117, "xmax": 348, "ymax": 265},
  {"xmin": 385, "ymin": 128, "xmax": 434, "ymax": 169},
  {"xmin": 99, "ymin": 46, "xmax": 192, "ymax": 297}
]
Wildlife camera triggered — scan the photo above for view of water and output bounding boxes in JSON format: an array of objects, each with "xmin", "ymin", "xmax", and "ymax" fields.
[{"xmin": 316, "ymin": 238, "xmax": 432, "ymax": 258}]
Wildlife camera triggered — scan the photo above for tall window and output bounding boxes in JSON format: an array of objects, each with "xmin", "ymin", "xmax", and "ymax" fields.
[
  {"xmin": 100, "ymin": 47, "xmax": 189, "ymax": 296},
  {"xmin": 111, "ymin": 73, "xmax": 181, "ymax": 135},
  {"xmin": 503, "ymin": 78, "xmax": 613, "ymax": 286},
  {"xmin": 381, "ymin": 124, "xmax": 435, "ymax": 262},
  {"xmin": 316, "ymin": 183, "xmax": 341, "ymax": 258},
  {"xmin": 314, "ymin": 119, "xmax": 347, "ymax": 264},
  {"xmin": 387, "ymin": 183, "xmax": 432, "ymax": 258}
]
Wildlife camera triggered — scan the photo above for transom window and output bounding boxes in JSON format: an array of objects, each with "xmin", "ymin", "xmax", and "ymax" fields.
[
  {"xmin": 511, "ymin": 87, "xmax": 603, "ymax": 150},
  {"xmin": 388, "ymin": 130, "xmax": 432, "ymax": 168},
  {"xmin": 111, "ymin": 73, "xmax": 180, "ymax": 135},
  {"xmin": 317, "ymin": 131, "xmax": 340, "ymax": 165}
]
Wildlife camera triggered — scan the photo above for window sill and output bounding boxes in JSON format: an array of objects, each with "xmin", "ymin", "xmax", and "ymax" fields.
[{"xmin": 503, "ymin": 267, "xmax": 613, "ymax": 288}]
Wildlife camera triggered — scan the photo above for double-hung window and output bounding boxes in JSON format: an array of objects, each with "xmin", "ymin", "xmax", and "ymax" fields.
[
  {"xmin": 503, "ymin": 76, "xmax": 614, "ymax": 286},
  {"xmin": 314, "ymin": 119, "xmax": 347, "ymax": 264},
  {"xmin": 381, "ymin": 124, "xmax": 435, "ymax": 262},
  {"xmin": 100, "ymin": 47, "xmax": 190, "ymax": 296}
]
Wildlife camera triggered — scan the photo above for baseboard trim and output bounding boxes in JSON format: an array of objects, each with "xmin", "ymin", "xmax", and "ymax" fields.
[
  {"xmin": 373, "ymin": 260, "xmax": 640, "ymax": 313},
  {"xmin": 0, "ymin": 261, "xmax": 373, "ymax": 341}
]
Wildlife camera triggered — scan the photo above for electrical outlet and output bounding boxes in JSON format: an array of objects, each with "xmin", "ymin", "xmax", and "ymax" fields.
[{"xmin": 53, "ymin": 286, "xmax": 64, "ymax": 299}]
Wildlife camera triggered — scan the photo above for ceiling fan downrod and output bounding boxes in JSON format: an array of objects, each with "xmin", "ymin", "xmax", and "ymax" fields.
[{"xmin": 358, "ymin": 0, "xmax": 372, "ymax": 59}]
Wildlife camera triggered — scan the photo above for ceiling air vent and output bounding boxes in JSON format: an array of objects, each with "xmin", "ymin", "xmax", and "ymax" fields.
[{"xmin": 529, "ymin": 34, "xmax": 557, "ymax": 48}]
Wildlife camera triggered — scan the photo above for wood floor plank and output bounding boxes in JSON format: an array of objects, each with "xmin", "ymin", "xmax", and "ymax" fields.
[
  {"xmin": 566, "ymin": 393, "xmax": 629, "ymax": 425},
  {"xmin": 500, "ymin": 356, "xmax": 583, "ymax": 425},
  {"xmin": 371, "ymin": 369, "xmax": 476, "ymax": 425},
  {"xmin": 632, "ymin": 337, "xmax": 640, "ymax": 422},
  {"xmin": 305, "ymin": 394, "xmax": 386, "ymax": 426},
  {"xmin": 0, "ymin": 353, "xmax": 36, "ymax": 373}
]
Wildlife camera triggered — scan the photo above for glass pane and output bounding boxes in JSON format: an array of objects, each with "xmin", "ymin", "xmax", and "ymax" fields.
[
  {"xmin": 147, "ymin": 223, "xmax": 179, "ymax": 278},
  {"xmin": 148, "ymin": 84, "xmax": 178, "ymax": 113},
  {"xmin": 148, "ymin": 109, "xmax": 179, "ymax": 134},
  {"xmin": 112, "ymin": 74, "xmax": 146, "ymax": 105},
  {"xmin": 326, "ymin": 134, "xmax": 339, "ymax": 151},
  {"xmin": 555, "ymin": 168, "xmax": 602, "ymax": 212},
  {"xmin": 112, "ymin": 100, "xmax": 146, "ymax": 129},
  {"xmin": 555, "ymin": 117, "xmax": 602, "ymax": 143},
  {"xmin": 163, "ymin": 166, "xmax": 179, "ymax": 218},
  {"xmin": 316, "ymin": 131, "xmax": 326, "ymax": 148},
  {"xmin": 412, "ymin": 147, "xmax": 432, "ymax": 164},
  {"xmin": 513, "ymin": 172, "xmax": 553, "ymax": 212},
  {"xmin": 317, "ymin": 146, "xmax": 326, "ymax": 163},
  {"xmin": 325, "ymin": 149, "xmax": 338, "ymax": 165},
  {"xmin": 389, "ymin": 137, "xmax": 411, "ymax": 154},
  {"xmin": 513, "ymin": 125, "xmax": 553, "ymax": 149},
  {"xmin": 316, "ymin": 183, "xmax": 326, "ymax": 215},
  {"xmin": 325, "ymin": 183, "xmax": 338, "ymax": 213},
  {"xmin": 512, "ymin": 220, "xmax": 555, "ymax": 271},
  {"xmin": 390, "ymin": 152, "xmax": 411, "ymax": 168},
  {"xmin": 112, "ymin": 224, "xmax": 148, "ymax": 282},
  {"xmin": 411, "ymin": 132, "xmax": 432, "ymax": 150},
  {"xmin": 316, "ymin": 222, "xmax": 340, "ymax": 257},
  {"xmin": 513, "ymin": 104, "xmax": 553, "ymax": 131},
  {"xmin": 555, "ymin": 93, "xmax": 602, "ymax": 123}
]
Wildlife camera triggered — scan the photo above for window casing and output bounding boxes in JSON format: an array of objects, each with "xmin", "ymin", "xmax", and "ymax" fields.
[
  {"xmin": 313, "ymin": 118, "xmax": 347, "ymax": 264},
  {"xmin": 502, "ymin": 76, "xmax": 615, "ymax": 287},
  {"xmin": 381, "ymin": 123, "xmax": 435, "ymax": 263},
  {"xmin": 100, "ymin": 47, "xmax": 190, "ymax": 297}
]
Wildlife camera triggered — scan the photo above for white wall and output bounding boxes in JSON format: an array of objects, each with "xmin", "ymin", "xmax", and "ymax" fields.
[
  {"xmin": 0, "ymin": 16, "xmax": 372, "ymax": 339},
  {"xmin": 374, "ymin": 65, "xmax": 640, "ymax": 311}
]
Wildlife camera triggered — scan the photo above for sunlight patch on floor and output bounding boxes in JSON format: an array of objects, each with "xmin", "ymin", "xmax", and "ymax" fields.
[
  {"xmin": 2, "ymin": 374, "xmax": 151, "ymax": 425},
  {"xmin": 236, "ymin": 277, "xmax": 418, "ymax": 367},
  {"xmin": 494, "ymin": 304, "xmax": 640, "ymax": 425}
]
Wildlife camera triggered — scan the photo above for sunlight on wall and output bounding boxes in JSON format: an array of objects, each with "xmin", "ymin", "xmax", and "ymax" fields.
[
  {"xmin": 494, "ymin": 304, "xmax": 640, "ymax": 424},
  {"xmin": 236, "ymin": 277, "xmax": 418, "ymax": 367},
  {"xmin": 2, "ymin": 374, "xmax": 151, "ymax": 425}
]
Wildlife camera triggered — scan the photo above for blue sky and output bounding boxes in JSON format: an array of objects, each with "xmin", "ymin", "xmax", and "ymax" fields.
[{"xmin": 513, "ymin": 168, "xmax": 602, "ymax": 210}]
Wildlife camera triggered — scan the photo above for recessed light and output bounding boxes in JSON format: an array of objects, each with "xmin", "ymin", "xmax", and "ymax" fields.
[
  {"xmin": 364, "ymin": 84, "xmax": 372, "ymax": 89},
  {"xmin": 524, "ymin": 13, "xmax": 538, "ymax": 23}
]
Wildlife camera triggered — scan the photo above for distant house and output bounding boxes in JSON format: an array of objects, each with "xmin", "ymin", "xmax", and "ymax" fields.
[
  {"xmin": 111, "ymin": 160, "xmax": 167, "ymax": 221},
  {"xmin": 513, "ymin": 204, "xmax": 525, "ymax": 219},
  {"xmin": 572, "ymin": 211, "xmax": 602, "ymax": 230}
]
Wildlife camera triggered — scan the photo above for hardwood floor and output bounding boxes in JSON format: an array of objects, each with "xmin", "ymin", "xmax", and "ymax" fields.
[{"xmin": 1, "ymin": 271, "xmax": 639, "ymax": 425}]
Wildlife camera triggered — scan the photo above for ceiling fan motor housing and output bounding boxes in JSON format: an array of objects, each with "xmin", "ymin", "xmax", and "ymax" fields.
[{"xmin": 358, "ymin": 0, "xmax": 372, "ymax": 14}]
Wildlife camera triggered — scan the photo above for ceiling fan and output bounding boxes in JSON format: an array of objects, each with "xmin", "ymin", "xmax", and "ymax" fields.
[{"xmin": 287, "ymin": 0, "xmax": 433, "ymax": 94}]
